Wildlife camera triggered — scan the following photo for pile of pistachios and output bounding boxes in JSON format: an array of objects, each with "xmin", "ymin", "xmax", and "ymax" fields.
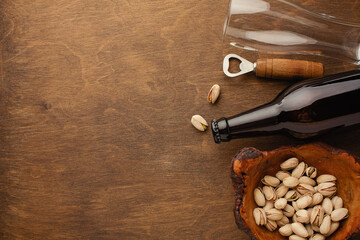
[{"xmin": 253, "ymin": 157, "xmax": 349, "ymax": 240}]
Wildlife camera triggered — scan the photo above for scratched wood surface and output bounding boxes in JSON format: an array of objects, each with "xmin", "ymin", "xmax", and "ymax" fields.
[{"xmin": 0, "ymin": 0, "xmax": 359, "ymax": 239}]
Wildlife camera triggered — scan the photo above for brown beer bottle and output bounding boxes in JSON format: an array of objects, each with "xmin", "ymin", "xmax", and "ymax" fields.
[{"xmin": 211, "ymin": 70, "xmax": 360, "ymax": 143}]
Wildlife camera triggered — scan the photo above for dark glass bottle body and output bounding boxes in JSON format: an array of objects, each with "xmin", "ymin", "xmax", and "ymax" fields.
[{"xmin": 211, "ymin": 70, "xmax": 360, "ymax": 143}]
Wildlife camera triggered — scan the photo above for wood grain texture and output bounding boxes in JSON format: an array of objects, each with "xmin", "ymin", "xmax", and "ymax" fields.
[{"xmin": 0, "ymin": 0, "xmax": 359, "ymax": 239}]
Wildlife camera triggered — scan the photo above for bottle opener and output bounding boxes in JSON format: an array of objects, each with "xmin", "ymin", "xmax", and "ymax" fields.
[{"xmin": 223, "ymin": 54, "xmax": 324, "ymax": 80}]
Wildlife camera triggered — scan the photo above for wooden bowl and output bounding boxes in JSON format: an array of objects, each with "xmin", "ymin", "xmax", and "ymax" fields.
[{"xmin": 231, "ymin": 142, "xmax": 360, "ymax": 240}]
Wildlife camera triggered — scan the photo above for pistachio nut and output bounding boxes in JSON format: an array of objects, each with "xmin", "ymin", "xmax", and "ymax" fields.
[
  {"xmin": 254, "ymin": 187, "xmax": 266, "ymax": 207},
  {"xmin": 263, "ymin": 200, "xmax": 274, "ymax": 211},
  {"xmin": 283, "ymin": 204, "xmax": 295, "ymax": 218},
  {"xmin": 285, "ymin": 190, "xmax": 300, "ymax": 202},
  {"xmin": 295, "ymin": 209, "xmax": 310, "ymax": 224},
  {"xmin": 292, "ymin": 201, "xmax": 299, "ymax": 212},
  {"xmin": 280, "ymin": 157, "xmax": 299, "ymax": 170},
  {"xmin": 311, "ymin": 224, "xmax": 320, "ymax": 232},
  {"xmin": 276, "ymin": 170, "xmax": 291, "ymax": 181},
  {"xmin": 331, "ymin": 208, "xmax": 349, "ymax": 222},
  {"xmin": 309, "ymin": 234, "xmax": 326, "ymax": 240},
  {"xmin": 316, "ymin": 174, "xmax": 336, "ymax": 184},
  {"xmin": 319, "ymin": 215, "xmax": 331, "ymax": 235},
  {"xmin": 275, "ymin": 198, "xmax": 287, "ymax": 210},
  {"xmin": 310, "ymin": 205, "xmax": 325, "ymax": 226},
  {"xmin": 279, "ymin": 223, "xmax": 293, "ymax": 237},
  {"xmin": 306, "ymin": 166, "xmax": 317, "ymax": 178},
  {"xmin": 292, "ymin": 214, "xmax": 298, "ymax": 223},
  {"xmin": 253, "ymin": 207, "xmax": 267, "ymax": 226},
  {"xmin": 311, "ymin": 193, "xmax": 323, "ymax": 207},
  {"xmin": 324, "ymin": 221, "xmax": 339, "ymax": 237},
  {"xmin": 322, "ymin": 198, "xmax": 333, "ymax": 215},
  {"xmin": 307, "ymin": 208, "xmax": 313, "ymax": 219},
  {"xmin": 263, "ymin": 186, "xmax": 277, "ymax": 201},
  {"xmin": 305, "ymin": 224, "xmax": 314, "ymax": 237},
  {"xmin": 207, "ymin": 84, "xmax": 220, "ymax": 104},
  {"xmin": 266, "ymin": 208, "xmax": 284, "ymax": 221},
  {"xmin": 317, "ymin": 182, "xmax": 337, "ymax": 197},
  {"xmin": 283, "ymin": 176, "xmax": 300, "ymax": 188},
  {"xmin": 292, "ymin": 162, "xmax": 308, "ymax": 179},
  {"xmin": 265, "ymin": 219, "xmax": 277, "ymax": 231},
  {"xmin": 261, "ymin": 175, "xmax": 280, "ymax": 187},
  {"xmin": 331, "ymin": 196, "xmax": 343, "ymax": 209},
  {"xmin": 291, "ymin": 222, "xmax": 308, "ymax": 238},
  {"xmin": 289, "ymin": 235, "xmax": 306, "ymax": 240},
  {"xmin": 296, "ymin": 195, "xmax": 312, "ymax": 209},
  {"xmin": 299, "ymin": 176, "xmax": 316, "ymax": 186},
  {"xmin": 276, "ymin": 215, "xmax": 290, "ymax": 227},
  {"xmin": 275, "ymin": 184, "xmax": 289, "ymax": 198},
  {"xmin": 297, "ymin": 183, "xmax": 316, "ymax": 195},
  {"xmin": 191, "ymin": 115, "xmax": 208, "ymax": 131}
]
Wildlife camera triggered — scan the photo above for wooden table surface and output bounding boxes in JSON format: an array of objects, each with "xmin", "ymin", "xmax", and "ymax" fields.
[{"xmin": 0, "ymin": 0, "xmax": 359, "ymax": 239}]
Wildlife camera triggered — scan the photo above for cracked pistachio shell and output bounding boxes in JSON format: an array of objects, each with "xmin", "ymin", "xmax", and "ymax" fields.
[
  {"xmin": 311, "ymin": 224, "xmax": 320, "ymax": 232},
  {"xmin": 331, "ymin": 208, "xmax": 349, "ymax": 222},
  {"xmin": 275, "ymin": 198, "xmax": 287, "ymax": 210},
  {"xmin": 266, "ymin": 208, "xmax": 284, "ymax": 221},
  {"xmin": 253, "ymin": 208, "xmax": 267, "ymax": 226},
  {"xmin": 276, "ymin": 215, "xmax": 290, "ymax": 227},
  {"xmin": 322, "ymin": 198, "xmax": 333, "ymax": 215},
  {"xmin": 283, "ymin": 204, "xmax": 295, "ymax": 218},
  {"xmin": 317, "ymin": 182, "xmax": 337, "ymax": 197},
  {"xmin": 280, "ymin": 157, "xmax": 299, "ymax": 170},
  {"xmin": 254, "ymin": 187, "xmax": 266, "ymax": 207},
  {"xmin": 295, "ymin": 209, "xmax": 310, "ymax": 224},
  {"xmin": 285, "ymin": 190, "xmax": 300, "ymax": 202},
  {"xmin": 305, "ymin": 224, "xmax": 314, "ymax": 237},
  {"xmin": 275, "ymin": 184, "xmax": 289, "ymax": 198},
  {"xmin": 317, "ymin": 174, "xmax": 336, "ymax": 184},
  {"xmin": 279, "ymin": 224, "xmax": 293, "ymax": 237},
  {"xmin": 261, "ymin": 175, "xmax": 280, "ymax": 187},
  {"xmin": 292, "ymin": 162, "xmax": 308, "ymax": 179},
  {"xmin": 291, "ymin": 222, "xmax": 309, "ymax": 238},
  {"xmin": 331, "ymin": 196, "xmax": 343, "ymax": 209},
  {"xmin": 309, "ymin": 234, "xmax": 326, "ymax": 240},
  {"xmin": 311, "ymin": 193, "xmax": 323, "ymax": 207},
  {"xmin": 307, "ymin": 207, "xmax": 312, "ymax": 218},
  {"xmin": 324, "ymin": 221, "xmax": 339, "ymax": 237},
  {"xmin": 265, "ymin": 219, "xmax": 277, "ymax": 231},
  {"xmin": 263, "ymin": 200, "xmax": 274, "ymax": 211},
  {"xmin": 191, "ymin": 115, "xmax": 208, "ymax": 131},
  {"xmin": 276, "ymin": 170, "xmax": 291, "ymax": 181},
  {"xmin": 296, "ymin": 195, "xmax": 312, "ymax": 209},
  {"xmin": 319, "ymin": 215, "xmax": 331, "ymax": 235},
  {"xmin": 306, "ymin": 166, "xmax": 317, "ymax": 178},
  {"xmin": 289, "ymin": 235, "xmax": 306, "ymax": 240},
  {"xmin": 263, "ymin": 186, "xmax": 277, "ymax": 201},
  {"xmin": 292, "ymin": 201, "xmax": 299, "ymax": 212},
  {"xmin": 297, "ymin": 183, "xmax": 316, "ymax": 195},
  {"xmin": 283, "ymin": 176, "xmax": 300, "ymax": 188},
  {"xmin": 299, "ymin": 176, "xmax": 316, "ymax": 186},
  {"xmin": 310, "ymin": 205, "xmax": 325, "ymax": 226},
  {"xmin": 207, "ymin": 84, "xmax": 220, "ymax": 104},
  {"xmin": 292, "ymin": 215, "xmax": 297, "ymax": 223}
]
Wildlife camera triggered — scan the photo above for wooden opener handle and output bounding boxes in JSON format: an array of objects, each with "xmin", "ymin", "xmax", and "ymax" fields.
[{"xmin": 255, "ymin": 59, "xmax": 323, "ymax": 80}]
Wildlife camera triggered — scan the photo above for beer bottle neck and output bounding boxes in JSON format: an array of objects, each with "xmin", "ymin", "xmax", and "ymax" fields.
[{"xmin": 211, "ymin": 104, "xmax": 282, "ymax": 143}]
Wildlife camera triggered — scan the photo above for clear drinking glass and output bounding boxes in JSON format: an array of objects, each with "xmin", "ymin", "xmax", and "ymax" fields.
[{"xmin": 223, "ymin": 0, "xmax": 360, "ymax": 65}]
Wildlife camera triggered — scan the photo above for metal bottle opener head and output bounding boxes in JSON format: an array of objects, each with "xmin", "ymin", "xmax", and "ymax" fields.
[{"xmin": 223, "ymin": 54, "xmax": 255, "ymax": 77}]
